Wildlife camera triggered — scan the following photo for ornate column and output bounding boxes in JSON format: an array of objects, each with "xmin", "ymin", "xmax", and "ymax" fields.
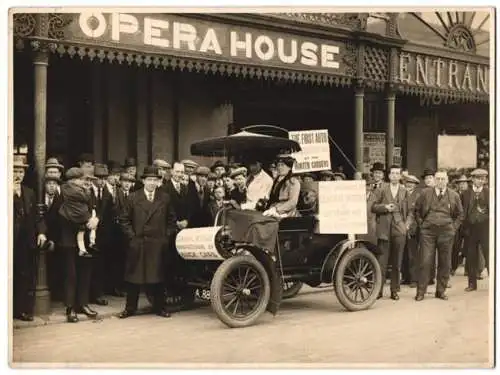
[
  {"xmin": 32, "ymin": 13, "xmax": 51, "ymax": 315},
  {"xmin": 354, "ymin": 83, "xmax": 365, "ymax": 174},
  {"xmin": 385, "ymin": 86, "xmax": 396, "ymax": 169}
]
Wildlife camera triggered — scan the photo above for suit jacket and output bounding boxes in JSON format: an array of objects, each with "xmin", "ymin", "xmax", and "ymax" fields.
[
  {"xmin": 164, "ymin": 179, "xmax": 194, "ymax": 225},
  {"xmin": 371, "ymin": 183, "xmax": 411, "ymax": 240},
  {"xmin": 90, "ymin": 186, "xmax": 114, "ymax": 245},
  {"xmin": 208, "ymin": 200, "xmax": 225, "ymax": 225},
  {"xmin": 13, "ymin": 186, "xmax": 39, "ymax": 256},
  {"xmin": 113, "ymin": 189, "xmax": 132, "ymax": 221},
  {"xmin": 414, "ymin": 187, "xmax": 464, "ymax": 231},
  {"xmin": 191, "ymin": 184, "xmax": 211, "ymax": 227},
  {"xmin": 41, "ymin": 191, "xmax": 64, "ymax": 243},
  {"xmin": 461, "ymin": 187, "xmax": 489, "ymax": 228},
  {"xmin": 357, "ymin": 189, "xmax": 377, "ymax": 244},
  {"xmin": 406, "ymin": 188, "xmax": 422, "ymax": 236},
  {"xmin": 118, "ymin": 189, "xmax": 177, "ymax": 284}
]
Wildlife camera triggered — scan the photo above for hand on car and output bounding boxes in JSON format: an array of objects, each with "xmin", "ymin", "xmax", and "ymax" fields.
[
  {"xmin": 177, "ymin": 220, "xmax": 188, "ymax": 230},
  {"xmin": 37, "ymin": 234, "xmax": 47, "ymax": 247}
]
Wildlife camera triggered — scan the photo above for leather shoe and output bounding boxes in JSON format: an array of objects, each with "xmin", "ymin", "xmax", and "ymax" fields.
[
  {"xmin": 16, "ymin": 312, "xmax": 34, "ymax": 322},
  {"xmin": 435, "ymin": 292, "xmax": 449, "ymax": 300},
  {"xmin": 465, "ymin": 286, "xmax": 477, "ymax": 292},
  {"xmin": 377, "ymin": 292, "xmax": 383, "ymax": 300},
  {"xmin": 390, "ymin": 292, "xmax": 400, "ymax": 301},
  {"xmin": 415, "ymin": 294, "xmax": 425, "ymax": 301},
  {"xmin": 77, "ymin": 305, "xmax": 98, "ymax": 318},
  {"xmin": 156, "ymin": 310, "xmax": 171, "ymax": 318},
  {"xmin": 66, "ymin": 307, "xmax": 79, "ymax": 323},
  {"xmin": 118, "ymin": 310, "xmax": 135, "ymax": 319},
  {"xmin": 92, "ymin": 298, "xmax": 109, "ymax": 306},
  {"xmin": 409, "ymin": 282, "xmax": 417, "ymax": 288},
  {"xmin": 428, "ymin": 279, "xmax": 435, "ymax": 285}
]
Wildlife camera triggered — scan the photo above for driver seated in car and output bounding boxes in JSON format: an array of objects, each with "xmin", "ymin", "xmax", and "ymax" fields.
[{"xmin": 262, "ymin": 155, "xmax": 301, "ymax": 219}]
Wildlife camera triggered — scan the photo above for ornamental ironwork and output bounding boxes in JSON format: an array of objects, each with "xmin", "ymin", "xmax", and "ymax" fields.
[
  {"xmin": 13, "ymin": 13, "xmax": 36, "ymax": 37},
  {"xmin": 363, "ymin": 46, "xmax": 388, "ymax": 82},
  {"xmin": 276, "ymin": 13, "xmax": 368, "ymax": 30},
  {"xmin": 48, "ymin": 13, "xmax": 74, "ymax": 40},
  {"xmin": 445, "ymin": 24, "xmax": 476, "ymax": 52}
]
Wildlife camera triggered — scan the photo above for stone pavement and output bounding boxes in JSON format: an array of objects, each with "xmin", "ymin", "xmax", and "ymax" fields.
[{"xmin": 11, "ymin": 267, "xmax": 492, "ymax": 367}]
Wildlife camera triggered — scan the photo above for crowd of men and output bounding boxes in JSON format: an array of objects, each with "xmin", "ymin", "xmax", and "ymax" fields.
[
  {"xmin": 364, "ymin": 162, "xmax": 490, "ymax": 302},
  {"xmin": 13, "ymin": 152, "xmax": 490, "ymax": 323}
]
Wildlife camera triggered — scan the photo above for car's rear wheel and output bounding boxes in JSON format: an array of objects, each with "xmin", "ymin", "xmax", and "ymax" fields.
[
  {"xmin": 282, "ymin": 281, "xmax": 303, "ymax": 299},
  {"xmin": 334, "ymin": 246, "xmax": 382, "ymax": 311},
  {"xmin": 210, "ymin": 255, "xmax": 270, "ymax": 328}
]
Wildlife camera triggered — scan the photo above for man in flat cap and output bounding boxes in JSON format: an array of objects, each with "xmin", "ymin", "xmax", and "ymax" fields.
[
  {"xmin": 13, "ymin": 155, "xmax": 46, "ymax": 321},
  {"xmin": 45, "ymin": 157, "xmax": 64, "ymax": 194},
  {"xmin": 117, "ymin": 166, "xmax": 177, "ymax": 319},
  {"xmin": 414, "ymin": 169, "xmax": 463, "ymax": 301},
  {"xmin": 58, "ymin": 167, "xmax": 100, "ymax": 322},
  {"xmin": 153, "ymin": 159, "xmax": 172, "ymax": 192},
  {"xmin": 462, "ymin": 169, "xmax": 490, "ymax": 292},
  {"xmin": 191, "ymin": 166, "xmax": 211, "ymax": 227},
  {"xmin": 319, "ymin": 170, "xmax": 335, "ymax": 181},
  {"xmin": 182, "ymin": 159, "xmax": 199, "ymax": 183},
  {"xmin": 402, "ymin": 174, "xmax": 421, "ymax": 287}
]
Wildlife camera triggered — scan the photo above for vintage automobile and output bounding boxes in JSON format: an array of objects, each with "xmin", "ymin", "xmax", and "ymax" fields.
[{"xmin": 161, "ymin": 130, "xmax": 382, "ymax": 328}]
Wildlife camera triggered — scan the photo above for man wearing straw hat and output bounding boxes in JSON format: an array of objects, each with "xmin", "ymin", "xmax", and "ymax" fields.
[{"xmin": 13, "ymin": 155, "xmax": 46, "ymax": 321}]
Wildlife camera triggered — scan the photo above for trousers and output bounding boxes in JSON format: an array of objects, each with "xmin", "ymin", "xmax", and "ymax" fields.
[
  {"xmin": 377, "ymin": 235, "xmax": 406, "ymax": 293},
  {"xmin": 62, "ymin": 246, "xmax": 92, "ymax": 308}
]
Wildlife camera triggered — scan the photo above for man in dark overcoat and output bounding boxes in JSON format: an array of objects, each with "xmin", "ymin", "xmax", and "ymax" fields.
[
  {"xmin": 58, "ymin": 167, "xmax": 100, "ymax": 322},
  {"xmin": 414, "ymin": 169, "xmax": 464, "ymax": 301},
  {"xmin": 371, "ymin": 165, "xmax": 411, "ymax": 300},
  {"xmin": 462, "ymin": 168, "xmax": 489, "ymax": 292},
  {"xmin": 118, "ymin": 166, "xmax": 177, "ymax": 319},
  {"xmin": 191, "ymin": 166, "xmax": 212, "ymax": 227},
  {"xmin": 13, "ymin": 156, "xmax": 45, "ymax": 321}
]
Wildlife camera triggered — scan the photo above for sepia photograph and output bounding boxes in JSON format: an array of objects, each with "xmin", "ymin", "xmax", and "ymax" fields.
[{"xmin": 7, "ymin": 5, "xmax": 495, "ymax": 368}]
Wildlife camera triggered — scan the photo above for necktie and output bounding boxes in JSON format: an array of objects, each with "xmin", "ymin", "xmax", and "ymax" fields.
[
  {"xmin": 124, "ymin": 191, "xmax": 128, "ymax": 198},
  {"xmin": 98, "ymin": 188, "xmax": 102, "ymax": 201},
  {"xmin": 438, "ymin": 189, "xmax": 444, "ymax": 200},
  {"xmin": 47, "ymin": 195, "xmax": 53, "ymax": 208}
]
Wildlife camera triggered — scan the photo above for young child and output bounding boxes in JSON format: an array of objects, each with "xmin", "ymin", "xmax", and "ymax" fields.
[
  {"xmin": 208, "ymin": 185, "xmax": 226, "ymax": 224},
  {"xmin": 59, "ymin": 168, "xmax": 98, "ymax": 257}
]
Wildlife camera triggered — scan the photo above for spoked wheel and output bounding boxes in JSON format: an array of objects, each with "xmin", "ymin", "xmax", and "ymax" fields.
[
  {"xmin": 334, "ymin": 246, "xmax": 382, "ymax": 311},
  {"xmin": 210, "ymin": 255, "xmax": 270, "ymax": 328},
  {"xmin": 282, "ymin": 281, "xmax": 304, "ymax": 299}
]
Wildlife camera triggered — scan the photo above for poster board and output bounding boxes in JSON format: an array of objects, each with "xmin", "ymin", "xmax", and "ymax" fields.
[
  {"xmin": 175, "ymin": 226, "xmax": 224, "ymax": 261},
  {"xmin": 363, "ymin": 132, "xmax": 402, "ymax": 173},
  {"xmin": 289, "ymin": 129, "xmax": 331, "ymax": 173},
  {"xmin": 437, "ymin": 135, "xmax": 477, "ymax": 169},
  {"xmin": 317, "ymin": 181, "xmax": 367, "ymax": 234}
]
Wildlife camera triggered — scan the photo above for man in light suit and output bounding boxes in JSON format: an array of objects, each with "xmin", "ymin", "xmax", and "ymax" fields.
[
  {"xmin": 371, "ymin": 165, "xmax": 411, "ymax": 300},
  {"xmin": 241, "ymin": 158, "xmax": 273, "ymax": 210}
]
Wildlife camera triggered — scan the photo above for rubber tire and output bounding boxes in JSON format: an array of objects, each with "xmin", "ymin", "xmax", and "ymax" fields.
[
  {"xmin": 210, "ymin": 255, "xmax": 271, "ymax": 328},
  {"xmin": 282, "ymin": 281, "xmax": 304, "ymax": 299},
  {"xmin": 334, "ymin": 246, "xmax": 382, "ymax": 312}
]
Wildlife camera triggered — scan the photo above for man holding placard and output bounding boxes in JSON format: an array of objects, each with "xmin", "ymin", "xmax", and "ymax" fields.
[{"xmin": 371, "ymin": 165, "xmax": 411, "ymax": 301}]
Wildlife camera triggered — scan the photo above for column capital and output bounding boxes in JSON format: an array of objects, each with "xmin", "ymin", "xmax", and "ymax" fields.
[
  {"xmin": 385, "ymin": 82, "xmax": 398, "ymax": 98},
  {"xmin": 354, "ymin": 78, "xmax": 365, "ymax": 95}
]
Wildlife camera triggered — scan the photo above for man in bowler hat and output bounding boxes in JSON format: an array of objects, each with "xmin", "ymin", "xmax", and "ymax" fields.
[
  {"xmin": 370, "ymin": 162, "xmax": 385, "ymax": 189},
  {"xmin": 414, "ymin": 169, "xmax": 463, "ymax": 301},
  {"xmin": 462, "ymin": 169, "xmax": 490, "ymax": 292},
  {"xmin": 118, "ymin": 166, "xmax": 177, "ymax": 318},
  {"xmin": 124, "ymin": 157, "xmax": 144, "ymax": 192}
]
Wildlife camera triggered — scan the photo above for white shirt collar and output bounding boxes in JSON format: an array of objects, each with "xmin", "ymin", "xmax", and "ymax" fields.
[
  {"xmin": 144, "ymin": 188, "xmax": 155, "ymax": 199},
  {"xmin": 472, "ymin": 185, "xmax": 483, "ymax": 193},
  {"xmin": 435, "ymin": 187, "xmax": 447, "ymax": 195}
]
